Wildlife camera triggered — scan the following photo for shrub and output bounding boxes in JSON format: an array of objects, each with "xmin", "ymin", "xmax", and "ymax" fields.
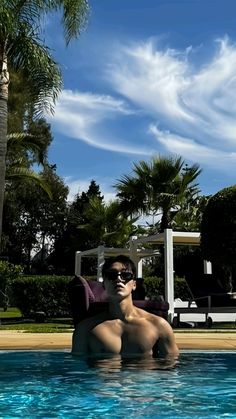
[
  {"xmin": 201, "ymin": 185, "xmax": 236, "ymax": 291},
  {"xmin": 0, "ymin": 261, "xmax": 23, "ymax": 308},
  {"xmin": 175, "ymin": 276, "xmax": 192, "ymax": 300},
  {"xmin": 80, "ymin": 275, "xmax": 191, "ymax": 301},
  {"xmin": 144, "ymin": 276, "xmax": 191, "ymax": 301},
  {"xmin": 11, "ymin": 275, "xmax": 73, "ymax": 318},
  {"xmin": 144, "ymin": 276, "xmax": 164, "ymax": 300},
  {"xmin": 10, "ymin": 274, "xmax": 191, "ymax": 319}
]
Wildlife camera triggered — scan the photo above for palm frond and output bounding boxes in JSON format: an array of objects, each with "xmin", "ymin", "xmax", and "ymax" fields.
[
  {"xmin": 7, "ymin": 21, "xmax": 61, "ymax": 116},
  {"xmin": 7, "ymin": 132, "xmax": 48, "ymax": 165},
  {"xmin": 11, "ymin": 1, "xmax": 44, "ymax": 24},
  {"xmin": 6, "ymin": 167, "xmax": 52, "ymax": 198},
  {"xmin": 114, "ymin": 154, "xmax": 202, "ymax": 229},
  {"xmin": 43, "ymin": 0, "xmax": 90, "ymax": 44}
]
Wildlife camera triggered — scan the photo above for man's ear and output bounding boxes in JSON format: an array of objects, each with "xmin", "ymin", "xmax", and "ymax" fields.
[{"xmin": 132, "ymin": 280, "xmax": 136, "ymax": 291}]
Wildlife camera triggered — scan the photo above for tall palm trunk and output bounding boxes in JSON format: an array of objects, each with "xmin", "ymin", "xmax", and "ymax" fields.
[
  {"xmin": 160, "ymin": 211, "xmax": 170, "ymax": 232},
  {"xmin": 0, "ymin": 51, "xmax": 9, "ymax": 248}
]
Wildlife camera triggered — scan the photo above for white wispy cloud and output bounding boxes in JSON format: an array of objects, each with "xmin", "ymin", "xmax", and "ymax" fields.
[
  {"xmin": 149, "ymin": 124, "xmax": 236, "ymax": 169},
  {"xmin": 51, "ymin": 90, "xmax": 152, "ymax": 155},
  {"xmin": 109, "ymin": 40, "xmax": 193, "ymax": 121},
  {"xmin": 51, "ymin": 36, "xmax": 236, "ymax": 173},
  {"xmin": 109, "ymin": 37, "xmax": 236, "ymax": 158}
]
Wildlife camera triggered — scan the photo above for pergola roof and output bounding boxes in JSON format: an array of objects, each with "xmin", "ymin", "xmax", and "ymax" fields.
[
  {"xmin": 134, "ymin": 231, "xmax": 200, "ymax": 246},
  {"xmin": 76, "ymin": 247, "xmax": 159, "ymax": 258}
]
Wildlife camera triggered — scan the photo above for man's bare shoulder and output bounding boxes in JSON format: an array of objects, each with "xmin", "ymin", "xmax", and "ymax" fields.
[
  {"xmin": 75, "ymin": 312, "xmax": 109, "ymax": 331},
  {"xmin": 147, "ymin": 313, "xmax": 179, "ymax": 358},
  {"xmin": 147, "ymin": 312, "xmax": 174, "ymax": 333},
  {"xmin": 135, "ymin": 307, "xmax": 167, "ymax": 325},
  {"xmin": 136, "ymin": 309, "xmax": 176, "ymax": 338}
]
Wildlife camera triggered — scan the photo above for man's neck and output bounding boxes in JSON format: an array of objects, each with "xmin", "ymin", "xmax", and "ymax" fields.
[{"xmin": 108, "ymin": 296, "xmax": 136, "ymax": 321}]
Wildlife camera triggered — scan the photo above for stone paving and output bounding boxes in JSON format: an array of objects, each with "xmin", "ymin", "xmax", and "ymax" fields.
[{"xmin": 0, "ymin": 330, "xmax": 236, "ymax": 350}]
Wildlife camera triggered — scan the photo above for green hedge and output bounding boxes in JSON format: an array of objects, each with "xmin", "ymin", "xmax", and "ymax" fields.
[
  {"xmin": 10, "ymin": 274, "xmax": 191, "ymax": 319},
  {"xmin": 0, "ymin": 261, "xmax": 23, "ymax": 308},
  {"xmin": 11, "ymin": 275, "xmax": 73, "ymax": 318},
  {"xmin": 174, "ymin": 276, "xmax": 192, "ymax": 300},
  {"xmin": 85, "ymin": 275, "xmax": 191, "ymax": 301},
  {"xmin": 144, "ymin": 276, "xmax": 191, "ymax": 301}
]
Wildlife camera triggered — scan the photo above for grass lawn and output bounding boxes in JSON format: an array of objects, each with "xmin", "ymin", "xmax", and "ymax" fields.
[
  {"xmin": 1, "ymin": 323, "xmax": 235, "ymax": 333},
  {"xmin": 1, "ymin": 307, "xmax": 235, "ymax": 333},
  {"xmin": 0, "ymin": 307, "xmax": 73, "ymax": 332},
  {"xmin": 0, "ymin": 322, "xmax": 73, "ymax": 333},
  {"xmin": 0, "ymin": 307, "xmax": 22, "ymax": 318},
  {"xmin": 174, "ymin": 327, "xmax": 236, "ymax": 333},
  {"xmin": 173, "ymin": 321, "xmax": 236, "ymax": 331}
]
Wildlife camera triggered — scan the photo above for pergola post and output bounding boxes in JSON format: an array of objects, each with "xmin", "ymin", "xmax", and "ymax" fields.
[
  {"xmin": 164, "ymin": 228, "xmax": 174, "ymax": 323},
  {"xmin": 137, "ymin": 259, "xmax": 143, "ymax": 277},
  {"xmin": 204, "ymin": 260, "xmax": 212, "ymax": 274},
  {"xmin": 97, "ymin": 245, "xmax": 105, "ymax": 282},
  {"xmin": 75, "ymin": 251, "xmax": 82, "ymax": 276},
  {"xmin": 129, "ymin": 237, "xmax": 143, "ymax": 277}
]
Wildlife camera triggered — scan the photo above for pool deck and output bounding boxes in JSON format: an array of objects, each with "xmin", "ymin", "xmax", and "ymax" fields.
[{"xmin": 0, "ymin": 330, "xmax": 236, "ymax": 350}]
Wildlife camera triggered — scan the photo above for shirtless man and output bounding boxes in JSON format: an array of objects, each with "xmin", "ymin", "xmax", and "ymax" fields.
[{"xmin": 72, "ymin": 255, "xmax": 179, "ymax": 359}]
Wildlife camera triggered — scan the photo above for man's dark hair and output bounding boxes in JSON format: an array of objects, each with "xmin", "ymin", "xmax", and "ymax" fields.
[{"xmin": 102, "ymin": 255, "xmax": 136, "ymax": 277}]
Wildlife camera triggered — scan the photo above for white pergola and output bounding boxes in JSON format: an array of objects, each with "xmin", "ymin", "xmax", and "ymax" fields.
[
  {"xmin": 75, "ymin": 229, "xmax": 211, "ymax": 322},
  {"xmin": 75, "ymin": 245, "xmax": 160, "ymax": 281}
]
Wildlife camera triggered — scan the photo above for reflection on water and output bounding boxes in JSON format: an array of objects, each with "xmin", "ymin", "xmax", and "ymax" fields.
[
  {"xmin": 85, "ymin": 354, "xmax": 178, "ymax": 371},
  {"xmin": 0, "ymin": 351, "xmax": 236, "ymax": 418}
]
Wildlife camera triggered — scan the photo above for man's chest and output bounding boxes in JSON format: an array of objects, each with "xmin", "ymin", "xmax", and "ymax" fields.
[{"xmin": 88, "ymin": 320, "xmax": 158, "ymax": 355}]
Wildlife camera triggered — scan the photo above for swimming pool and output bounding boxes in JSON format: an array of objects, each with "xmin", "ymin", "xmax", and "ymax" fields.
[{"xmin": 0, "ymin": 350, "xmax": 235, "ymax": 418}]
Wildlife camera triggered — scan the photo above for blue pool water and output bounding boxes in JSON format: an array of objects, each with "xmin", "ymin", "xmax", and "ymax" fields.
[{"xmin": 0, "ymin": 350, "xmax": 236, "ymax": 418}]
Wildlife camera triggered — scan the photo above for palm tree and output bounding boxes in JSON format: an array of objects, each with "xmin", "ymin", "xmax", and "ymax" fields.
[
  {"xmin": 172, "ymin": 194, "xmax": 210, "ymax": 232},
  {"xmin": 0, "ymin": 0, "xmax": 89, "ymax": 247},
  {"xmin": 6, "ymin": 165, "xmax": 52, "ymax": 199},
  {"xmin": 5, "ymin": 118, "xmax": 59, "ymax": 199},
  {"xmin": 7, "ymin": 130, "xmax": 48, "ymax": 164},
  {"xmin": 115, "ymin": 155, "xmax": 202, "ymax": 232},
  {"xmin": 78, "ymin": 197, "xmax": 139, "ymax": 247}
]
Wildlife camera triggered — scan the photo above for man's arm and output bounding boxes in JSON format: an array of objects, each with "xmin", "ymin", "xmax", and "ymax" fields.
[
  {"xmin": 152, "ymin": 317, "xmax": 179, "ymax": 359},
  {"xmin": 72, "ymin": 322, "xmax": 89, "ymax": 355}
]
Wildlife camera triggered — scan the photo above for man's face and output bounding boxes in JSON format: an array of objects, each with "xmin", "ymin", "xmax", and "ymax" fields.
[{"xmin": 103, "ymin": 262, "xmax": 136, "ymax": 299}]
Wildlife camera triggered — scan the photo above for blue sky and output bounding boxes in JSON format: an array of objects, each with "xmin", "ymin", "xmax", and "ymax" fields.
[{"xmin": 44, "ymin": 0, "xmax": 236, "ymax": 202}]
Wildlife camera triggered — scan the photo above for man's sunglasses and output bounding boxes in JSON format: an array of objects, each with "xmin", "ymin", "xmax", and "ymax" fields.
[{"xmin": 104, "ymin": 269, "xmax": 134, "ymax": 282}]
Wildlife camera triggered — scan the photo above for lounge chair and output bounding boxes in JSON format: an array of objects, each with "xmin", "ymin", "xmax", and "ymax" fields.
[
  {"xmin": 174, "ymin": 273, "xmax": 236, "ymax": 327},
  {"xmin": 68, "ymin": 275, "xmax": 169, "ymax": 327}
]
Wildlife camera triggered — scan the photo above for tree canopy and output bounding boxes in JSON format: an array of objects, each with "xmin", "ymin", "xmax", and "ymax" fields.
[
  {"xmin": 3, "ymin": 164, "xmax": 69, "ymax": 271},
  {"xmin": 201, "ymin": 185, "xmax": 236, "ymax": 291},
  {"xmin": 0, "ymin": 0, "xmax": 89, "ymax": 247},
  {"xmin": 115, "ymin": 155, "xmax": 201, "ymax": 232}
]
